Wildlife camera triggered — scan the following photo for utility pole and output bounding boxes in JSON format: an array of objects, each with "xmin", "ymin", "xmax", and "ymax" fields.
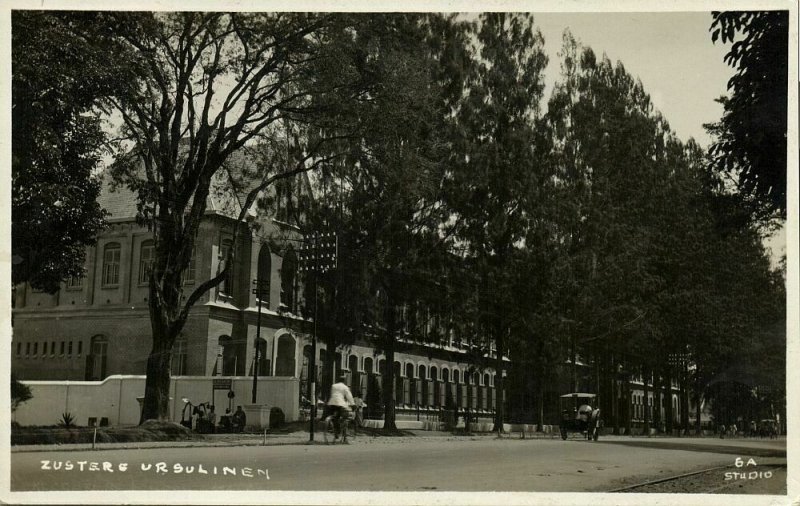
[
  {"xmin": 298, "ymin": 231, "xmax": 338, "ymax": 441},
  {"xmin": 251, "ymin": 278, "xmax": 269, "ymax": 404}
]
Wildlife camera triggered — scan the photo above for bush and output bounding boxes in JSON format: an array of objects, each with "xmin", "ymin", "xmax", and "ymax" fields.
[
  {"xmin": 11, "ymin": 373, "xmax": 32, "ymax": 412},
  {"xmin": 11, "ymin": 421, "xmax": 195, "ymax": 446},
  {"xmin": 269, "ymin": 407, "xmax": 285, "ymax": 429}
]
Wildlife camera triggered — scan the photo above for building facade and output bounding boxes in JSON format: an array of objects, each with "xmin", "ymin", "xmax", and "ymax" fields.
[{"xmin": 12, "ymin": 166, "xmax": 502, "ymax": 422}]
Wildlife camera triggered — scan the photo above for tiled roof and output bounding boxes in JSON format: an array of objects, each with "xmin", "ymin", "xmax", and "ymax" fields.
[
  {"xmin": 97, "ymin": 172, "xmax": 141, "ymax": 221},
  {"xmin": 97, "ymin": 147, "xmax": 282, "ymax": 222}
]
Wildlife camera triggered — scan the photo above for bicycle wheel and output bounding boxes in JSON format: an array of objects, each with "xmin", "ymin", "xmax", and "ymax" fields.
[{"xmin": 323, "ymin": 416, "xmax": 334, "ymax": 444}]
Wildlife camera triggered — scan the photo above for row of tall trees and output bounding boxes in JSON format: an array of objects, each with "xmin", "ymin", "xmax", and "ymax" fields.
[{"xmin": 13, "ymin": 11, "xmax": 785, "ymax": 428}]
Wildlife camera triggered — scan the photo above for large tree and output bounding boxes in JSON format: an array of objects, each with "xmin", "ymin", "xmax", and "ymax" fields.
[
  {"xmin": 11, "ymin": 12, "xmax": 135, "ymax": 292},
  {"xmin": 305, "ymin": 14, "xmax": 470, "ymax": 431},
  {"xmin": 445, "ymin": 13, "xmax": 549, "ymax": 431},
  {"xmin": 98, "ymin": 12, "xmax": 361, "ymax": 421},
  {"xmin": 707, "ymin": 11, "xmax": 789, "ymax": 222}
]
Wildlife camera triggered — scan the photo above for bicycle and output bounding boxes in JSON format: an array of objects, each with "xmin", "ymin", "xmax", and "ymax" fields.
[{"xmin": 323, "ymin": 406, "xmax": 354, "ymax": 444}]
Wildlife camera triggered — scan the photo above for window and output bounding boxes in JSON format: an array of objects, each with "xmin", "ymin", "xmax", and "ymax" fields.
[
  {"xmin": 25, "ymin": 342, "xmax": 30, "ymax": 356},
  {"xmin": 16, "ymin": 342, "xmax": 21, "ymax": 356},
  {"xmin": 138, "ymin": 240, "xmax": 154, "ymax": 285},
  {"xmin": 256, "ymin": 244, "xmax": 271, "ymax": 308},
  {"xmin": 77, "ymin": 341, "xmax": 83, "ymax": 356},
  {"xmin": 280, "ymin": 247, "xmax": 297, "ymax": 313},
  {"xmin": 33, "ymin": 342, "xmax": 38, "ymax": 356},
  {"xmin": 102, "ymin": 243, "xmax": 121, "ymax": 286},
  {"xmin": 219, "ymin": 239, "xmax": 233, "ymax": 295},
  {"xmin": 87, "ymin": 335, "xmax": 108, "ymax": 380},
  {"xmin": 171, "ymin": 337, "xmax": 188, "ymax": 375},
  {"xmin": 182, "ymin": 248, "xmax": 196, "ymax": 285},
  {"xmin": 60, "ymin": 341, "xmax": 65, "ymax": 355},
  {"xmin": 68, "ymin": 341, "xmax": 73, "ymax": 356},
  {"xmin": 50, "ymin": 341, "xmax": 55, "ymax": 356},
  {"xmin": 66, "ymin": 275, "xmax": 83, "ymax": 290}
]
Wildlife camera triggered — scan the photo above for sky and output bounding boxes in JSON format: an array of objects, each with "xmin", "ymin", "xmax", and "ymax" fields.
[{"xmin": 532, "ymin": 12, "xmax": 732, "ymax": 148}]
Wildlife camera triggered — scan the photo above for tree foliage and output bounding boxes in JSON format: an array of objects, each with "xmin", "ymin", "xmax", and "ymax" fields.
[
  {"xmin": 707, "ymin": 11, "xmax": 788, "ymax": 222},
  {"xmin": 11, "ymin": 12, "xmax": 134, "ymax": 292},
  {"xmin": 305, "ymin": 13, "xmax": 470, "ymax": 430},
  {"xmin": 11, "ymin": 373, "xmax": 33, "ymax": 413}
]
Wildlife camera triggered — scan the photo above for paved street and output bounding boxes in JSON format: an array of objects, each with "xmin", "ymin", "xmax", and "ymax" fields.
[{"xmin": 10, "ymin": 434, "xmax": 786, "ymax": 494}]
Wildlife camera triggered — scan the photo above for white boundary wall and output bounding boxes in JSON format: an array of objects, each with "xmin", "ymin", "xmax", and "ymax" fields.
[{"xmin": 12, "ymin": 375, "xmax": 299, "ymax": 427}]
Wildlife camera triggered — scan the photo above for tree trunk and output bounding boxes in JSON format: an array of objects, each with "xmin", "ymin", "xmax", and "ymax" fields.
[
  {"xmin": 642, "ymin": 366, "xmax": 650, "ymax": 436},
  {"xmin": 694, "ymin": 391, "xmax": 702, "ymax": 435},
  {"xmin": 663, "ymin": 366, "xmax": 673, "ymax": 434},
  {"xmin": 141, "ymin": 307, "xmax": 178, "ymax": 422},
  {"xmin": 493, "ymin": 330, "xmax": 505, "ymax": 432},
  {"xmin": 611, "ymin": 352, "xmax": 619, "ymax": 435},
  {"xmin": 694, "ymin": 369, "xmax": 703, "ymax": 436},
  {"xmin": 653, "ymin": 371, "xmax": 662, "ymax": 433},
  {"xmin": 624, "ymin": 372, "xmax": 632, "ymax": 436},
  {"xmin": 681, "ymin": 363, "xmax": 690, "ymax": 436},
  {"xmin": 140, "ymin": 270, "xmax": 185, "ymax": 422},
  {"xmin": 537, "ymin": 380, "xmax": 544, "ymax": 432},
  {"xmin": 382, "ymin": 302, "xmax": 398, "ymax": 432}
]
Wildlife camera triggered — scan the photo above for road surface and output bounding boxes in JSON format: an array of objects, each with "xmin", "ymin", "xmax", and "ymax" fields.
[{"xmin": 10, "ymin": 435, "xmax": 787, "ymax": 494}]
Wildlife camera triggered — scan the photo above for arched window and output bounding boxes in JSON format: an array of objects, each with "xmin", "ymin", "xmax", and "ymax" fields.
[
  {"xmin": 256, "ymin": 244, "xmax": 271, "ymax": 308},
  {"xmin": 335, "ymin": 352, "xmax": 344, "ymax": 379},
  {"xmin": 280, "ymin": 247, "xmax": 298, "ymax": 313},
  {"xmin": 406, "ymin": 363, "xmax": 415, "ymax": 405},
  {"xmin": 102, "ymin": 243, "xmax": 121, "ymax": 286},
  {"xmin": 217, "ymin": 335, "xmax": 236, "ymax": 376},
  {"xmin": 430, "ymin": 366, "xmax": 438, "ymax": 382},
  {"xmin": 255, "ymin": 337, "xmax": 269, "ymax": 376},
  {"xmin": 364, "ymin": 357, "xmax": 374, "ymax": 374},
  {"xmin": 138, "ymin": 240, "xmax": 154, "ymax": 285},
  {"xmin": 171, "ymin": 336, "xmax": 188, "ymax": 375},
  {"xmin": 86, "ymin": 335, "xmax": 108, "ymax": 380},
  {"xmin": 418, "ymin": 364, "xmax": 426, "ymax": 380},
  {"xmin": 442, "ymin": 368, "xmax": 449, "ymax": 383},
  {"xmin": 453, "ymin": 370, "xmax": 460, "ymax": 384},
  {"xmin": 302, "ymin": 345, "xmax": 312, "ymax": 382},
  {"xmin": 274, "ymin": 333, "xmax": 296, "ymax": 377},
  {"xmin": 483, "ymin": 373, "xmax": 490, "ymax": 387}
]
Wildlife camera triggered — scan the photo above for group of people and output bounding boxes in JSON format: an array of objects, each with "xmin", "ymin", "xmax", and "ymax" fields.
[
  {"xmin": 189, "ymin": 403, "xmax": 246, "ymax": 434},
  {"xmin": 719, "ymin": 420, "xmax": 779, "ymax": 439}
]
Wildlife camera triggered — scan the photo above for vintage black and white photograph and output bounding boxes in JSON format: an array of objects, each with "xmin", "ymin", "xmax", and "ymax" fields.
[{"xmin": 2, "ymin": 1, "xmax": 796, "ymax": 504}]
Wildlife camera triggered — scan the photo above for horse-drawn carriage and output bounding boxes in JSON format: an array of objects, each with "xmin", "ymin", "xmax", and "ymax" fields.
[{"xmin": 559, "ymin": 393, "xmax": 601, "ymax": 441}]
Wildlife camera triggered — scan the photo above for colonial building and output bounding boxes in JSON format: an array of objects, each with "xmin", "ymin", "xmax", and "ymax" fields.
[{"xmin": 12, "ymin": 161, "xmax": 503, "ymax": 422}]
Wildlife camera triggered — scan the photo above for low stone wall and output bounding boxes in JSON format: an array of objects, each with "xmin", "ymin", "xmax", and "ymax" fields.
[{"xmin": 12, "ymin": 375, "xmax": 299, "ymax": 427}]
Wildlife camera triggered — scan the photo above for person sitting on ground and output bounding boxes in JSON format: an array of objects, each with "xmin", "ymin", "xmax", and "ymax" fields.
[
  {"xmin": 220, "ymin": 408, "xmax": 233, "ymax": 433},
  {"xmin": 327, "ymin": 375, "xmax": 355, "ymax": 440},
  {"xmin": 232, "ymin": 405, "xmax": 246, "ymax": 433},
  {"xmin": 207, "ymin": 405, "xmax": 217, "ymax": 434}
]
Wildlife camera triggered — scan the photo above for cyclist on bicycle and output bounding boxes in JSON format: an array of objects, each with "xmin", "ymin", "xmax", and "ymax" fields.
[{"xmin": 327, "ymin": 375, "xmax": 354, "ymax": 440}]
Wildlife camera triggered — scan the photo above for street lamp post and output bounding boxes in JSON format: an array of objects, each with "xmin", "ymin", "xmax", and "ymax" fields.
[
  {"xmin": 252, "ymin": 278, "xmax": 269, "ymax": 404},
  {"xmin": 298, "ymin": 231, "xmax": 338, "ymax": 442}
]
